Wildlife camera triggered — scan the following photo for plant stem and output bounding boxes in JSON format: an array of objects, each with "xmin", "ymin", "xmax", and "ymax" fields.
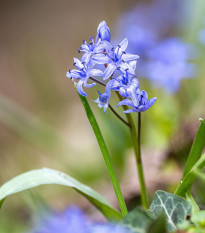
[
  {"xmin": 76, "ymin": 83, "xmax": 128, "ymax": 216},
  {"xmin": 90, "ymin": 77, "xmax": 130, "ymax": 128},
  {"xmin": 109, "ymin": 104, "xmax": 131, "ymax": 128},
  {"xmin": 90, "ymin": 77, "xmax": 106, "ymax": 86},
  {"xmin": 116, "ymin": 93, "xmax": 149, "ymax": 208}
]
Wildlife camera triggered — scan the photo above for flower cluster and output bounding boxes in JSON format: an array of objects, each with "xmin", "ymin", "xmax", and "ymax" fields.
[
  {"xmin": 114, "ymin": 0, "xmax": 196, "ymax": 93},
  {"xmin": 29, "ymin": 206, "xmax": 131, "ymax": 233},
  {"xmin": 66, "ymin": 21, "xmax": 156, "ymax": 113}
]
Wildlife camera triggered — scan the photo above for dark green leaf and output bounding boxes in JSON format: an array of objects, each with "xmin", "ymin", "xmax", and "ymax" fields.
[
  {"xmin": 147, "ymin": 214, "xmax": 167, "ymax": 233},
  {"xmin": 0, "ymin": 168, "xmax": 122, "ymax": 221},
  {"xmin": 150, "ymin": 190, "xmax": 192, "ymax": 232},
  {"xmin": 122, "ymin": 207, "xmax": 153, "ymax": 233}
]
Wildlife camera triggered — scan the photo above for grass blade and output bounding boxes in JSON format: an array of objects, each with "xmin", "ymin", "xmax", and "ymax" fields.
[{"xmin": 182, "ymin": 118, "xmax": 205, "ymax": 178}]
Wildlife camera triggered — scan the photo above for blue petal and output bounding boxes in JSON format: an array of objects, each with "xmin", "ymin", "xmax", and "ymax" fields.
[
  {"xmin": 89, "ymin": 69, "xmax": 103, "ymax": 77},
  {"xmin": 122, "ymin": 53, "xmax": 139, "ymax": 62},
  {"xmin": 145, "ymin": 97, "xmax": 157, "ymax": 109},
  {"xmin": 73, "ymin": 58, "xmax": 84, "ymax": 70},
  {"xmin": 81, "ymin": 53, "xmax": 91, "ymax": 64},
  {"xmin": 77, "ymin": 80, "xmax": 87, "ymax": 96},
  {"xmin": 129, "ymin": 61, "xmax": 137, "ymax": 72},
  {"xmin": 66, "ymin": 69, "xmax": 82, "ymax": 79},
  {"xmin": 118, "ymin": 62, "xmax": 135, "ymax": 75},
  {"xmin": 123, "ymin": 109, "xmax": 137, "ymax": 113},
  {"xmin": 119, "ymin": 38, "xmax": 128, "ymax": 51},
  {"xmin": 84, "ymin": 82, "xmax": 96, "ymax": 88},
  {"xmin": 104, "ymin": 103, "xmax": 109, "ymax": 113},
  {"xmin": 103, "ymin": 63, "xmax": 116, "ymax": 80},
  {"xmin": 92, "ymin": 54, "xmax": 111, "ymax": 64},
  {"xmin": 117, "ymin": 99, "xmax": 135, "ymax": 108}
]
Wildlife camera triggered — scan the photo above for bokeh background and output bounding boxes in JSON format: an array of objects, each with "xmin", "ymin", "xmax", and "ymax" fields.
[{"xmin": 0, "ymin": 0, "xmax": 205, "ymax": 232}]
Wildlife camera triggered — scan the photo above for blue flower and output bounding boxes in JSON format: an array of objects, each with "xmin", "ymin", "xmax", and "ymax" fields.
[
  {"xmin": 29, "ymin": 206, "xmax": 131, "ymax": 233},
  {"xmin": 146, "ymin": 38, "xmax": 196, "ymax": 93},
  {"xmin": 92, "ymin": 38, "xmax": 139, "ymax": 80},
  {"xmin": 66, "ymin": 58, "xmax": 103, "ymax": 96},
  {"xmin": 97, "ymin": 21, "xmax": 111, "ymax": 42},
  {"xmin": 108, "ymin": 70, "xmax": 139, "ymax": 98},
  {"xmin": 93, "ymin": 91, "xmax": 110, "ymax": 113},
  {"xmin": 29, "ymin": 206, "xmax": 88, "ymax": 233},
  {"xmin": 79, "ymin": 37, "xmax": 109, "ymax": 67},
  {"xmin": 93, "ymin": 80, "xmax": 113, "ymax": 113},
  {"xmin": 117, "ymin": 89, "xmax": 157, "ymax": 113}
]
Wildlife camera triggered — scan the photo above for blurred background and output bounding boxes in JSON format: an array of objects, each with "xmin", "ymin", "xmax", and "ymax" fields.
[{"xmin": 0, "ymin": 0, "xmax": 205, "ymax": 232}]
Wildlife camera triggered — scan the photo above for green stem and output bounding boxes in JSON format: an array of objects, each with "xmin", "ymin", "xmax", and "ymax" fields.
[
  {"xmin": 75, "ymin": 83, "xmax": 128, "ymax": 216},
  {"xmin": 117, "ymin": 93, "xmax": 149, "ymax": 208}
]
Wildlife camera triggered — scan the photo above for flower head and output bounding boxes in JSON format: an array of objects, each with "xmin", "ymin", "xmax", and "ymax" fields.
[
  {"xmin": 117, "ymin": 89, "xmax": 157, "ymax": 113},
  {"xmin": 97, "ymin": 21, "xmax": 111, "ymax": 42}
]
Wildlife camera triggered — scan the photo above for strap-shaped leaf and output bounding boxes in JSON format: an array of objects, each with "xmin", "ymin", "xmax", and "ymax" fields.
[
  {"xmin": 182, "ymin": 118, "xmax": 205, "ymax": 178},
  {"xmin": 150, "ymin": 190, "xmax": 191, "ymax": 232},
  {"xmin": 175, "ymin": 153, "xmax": 205, "ymax": 197},
  {"xmin": 0, "ymin": 168, "xmax": 122, "ymax": 221}
]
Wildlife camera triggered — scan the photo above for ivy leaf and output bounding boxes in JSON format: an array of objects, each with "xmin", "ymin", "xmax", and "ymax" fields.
[
  {"xmin": 147, "ymin": 214, "xmax": 167, "ymax": 233},
  {"xmin": 150, "ymin": 190, "xmax": 192, "ymax": 232},
  {"xmin": 0, "ymin": 168, "xmax": 122, "ymax": 221},
  {"xmin": 122, "ymin": 207, "xmax": 153, "ymax": 233}
]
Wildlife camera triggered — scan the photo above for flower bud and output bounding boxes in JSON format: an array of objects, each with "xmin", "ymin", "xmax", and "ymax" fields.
[{"xmin": 97, "ymin": 21, "xmax": 111, "ymax": 42}]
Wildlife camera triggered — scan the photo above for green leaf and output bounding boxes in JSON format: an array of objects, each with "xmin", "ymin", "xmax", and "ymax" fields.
[
  {"xmin": 75, "ymin": 83, "xmax": 128, "ymax": 216},
  {"xmin": 150, "ymin": 190, "xmax": 192, "ymax": 232},
  {"xmin": 122, "ymin": 207, "xmax": 153, "ymax": 233},
  {"xmin": 175, "ymin": 153, "xmax": 205, "ymax": 197},
  {"xmin": 0, "ymin": 168, "xmax": 122, "ymax": 221},
  {"xmin": 182, "ymin": 118, "xmax": 205, "ymax": 178},
  {"xmin": 147, "ymin": 214, "xmax": 167, "ymax": 233},
  {"xmin": 191, "ymin": 210, "xmax": 205, "ymax": 228}
]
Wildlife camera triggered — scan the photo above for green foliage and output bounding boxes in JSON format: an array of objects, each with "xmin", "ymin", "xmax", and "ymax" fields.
[
  {"xmin": 0, "ymin": 168, "xmax": 122, "ymax": 221},
  {"xmin": 75, "ymin": 82, "xmax": 128, "ymax": 216},
  {"xmin": 175, "ymin": 153, "xmax": 205, "ymax": 197},
  {"xmin": 147, "ymin": 214, "xmax": 167, "ymax": 233},
  {"xmin": 178, "ymin": 211, "xmax": 205, "ymax": 233},
  {"xmin": 182, "ymin": 118, "xmax": 205, "ymax": 179},
  {"xmin": 122, "ymin": 207, "xmax": 154, "ymax": 233},
  {"xmin": 150, "ymin": 190, "xmax": 192, "ymax": 232}
]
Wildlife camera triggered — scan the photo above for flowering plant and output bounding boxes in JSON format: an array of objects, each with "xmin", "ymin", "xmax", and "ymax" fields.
[{"xmin": 0, "ymin": 20, "xmax": 204, "ymax": 233}]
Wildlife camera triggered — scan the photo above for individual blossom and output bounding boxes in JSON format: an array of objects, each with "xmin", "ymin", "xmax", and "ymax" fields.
[
  {"xmin": 108, "ymin": 69, "xmax": 139, "ymax": 98},
  {"xmin": 97, "ymin": 21, "xmax": 111, "ymax": 42},
  {"xmin": 79, "ymin": 36, "xmax": 109, "ymax": 67},
  {"xmin": 146, "ymin": 38, "xmax": 196, "ymax": 93},
  {"xmin": 66, "ymin": 58, "xmax": 103, "ymax": 96},
  {"xmin": 117, "ymin": 89, "xmax": 157, "ymax": 113},
  {"xmin": 93, "ymin": 80, "xmax": 113, "ymax": 113},
  {"xmin": 92, "ymin": 38, "xmax": 139, "ymax": 80}
]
